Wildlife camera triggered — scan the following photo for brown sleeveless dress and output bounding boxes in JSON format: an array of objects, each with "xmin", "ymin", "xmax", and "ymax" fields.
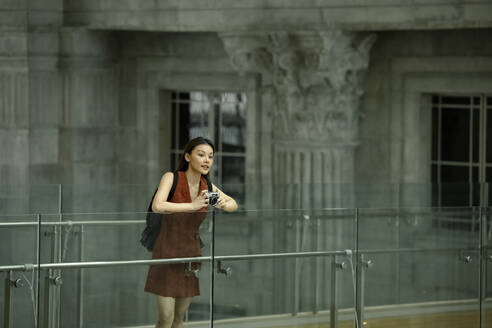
[{"xmin": 144, "ymin": 171, "xmax": 208, "ymax": 297}]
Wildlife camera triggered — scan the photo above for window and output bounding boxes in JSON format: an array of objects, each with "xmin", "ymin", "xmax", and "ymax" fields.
[
  {"xmin": 431, "ymin": 94, "xmax": 492, "ymax": 209},
  {"xmin": 170, "ymin": 91, "xmax": 247, "ymax": 202}
]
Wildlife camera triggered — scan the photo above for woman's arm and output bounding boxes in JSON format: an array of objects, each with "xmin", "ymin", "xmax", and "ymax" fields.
[
  {"xmin": 212, "ymin": 184, "xmax": 238, "ymax": 212},
  {"xmin": 151, "ymin": 172, "xmax": 208, "ymax": 213}
]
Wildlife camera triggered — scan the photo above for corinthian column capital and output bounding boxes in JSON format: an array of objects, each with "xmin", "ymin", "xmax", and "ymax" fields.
[{"xmin": 220, "ymin": 31, "xmax": 376, "ymax": 144}]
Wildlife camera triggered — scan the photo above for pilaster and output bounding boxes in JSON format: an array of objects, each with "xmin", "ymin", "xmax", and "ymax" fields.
[{"xmin": 221, "ymin": 31, "xmax": 376, "ymax": 208}]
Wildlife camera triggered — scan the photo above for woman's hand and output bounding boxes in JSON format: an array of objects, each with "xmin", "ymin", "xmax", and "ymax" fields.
[
  {"xmin": 213, "ymin": 192, "xmax": 237, "ymax": 212},
  {"xmin": 214, "ymin": 196, "xmax": 226, "ymax": 210},
  {"xmin": 191, "ymin": 190, "xmax": 209, "ymax": 211},
  {"xmin": 210, "ymin": 186, "xmax": 238, "ymax": 212}
]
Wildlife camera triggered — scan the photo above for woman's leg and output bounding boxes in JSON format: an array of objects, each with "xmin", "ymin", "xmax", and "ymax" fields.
[
  {"xmin": 171, "ymin": 297, "xmax": 193, "ymax": 328},
  {"xmin": 155, "ymin": 296, "xmax": 175, "ymax": 328}
]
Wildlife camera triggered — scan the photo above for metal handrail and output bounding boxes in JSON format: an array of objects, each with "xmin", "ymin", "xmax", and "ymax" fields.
[
  {"xmin": 0, "ymin": 220, "xmax": 145, "ymax": 227},
  {"xmin": 0, "ymin": 250, "xmax": 348, "ymax": 272},
  {"xmin": 0, "ymin": 246, "xmax": 479, "ymax": 273},
  {"xmin": 0, "ymin": 212, "xmax": 482, "ymax": 228},
  {"xmin": 361, "ymin": 247, "xmax": 479, "ymax": 254}
]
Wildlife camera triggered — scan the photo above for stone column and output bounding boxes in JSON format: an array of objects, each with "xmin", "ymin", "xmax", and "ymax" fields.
[
  {"xmin": 221, "ymin": 31, "xmax": 376, "ymax": 209},
  {"xmin": 222, "ymin": 31, "xmax": 376, "ymax": 312}
]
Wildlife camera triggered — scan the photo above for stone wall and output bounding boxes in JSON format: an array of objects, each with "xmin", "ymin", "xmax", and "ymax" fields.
[
  {"xmin": 63, "ymin": 0, "xmax": 492, "ymax": 32},
  {"xmin": 357, "ymin": 28, "xmax": 492, "ymax": 207}
]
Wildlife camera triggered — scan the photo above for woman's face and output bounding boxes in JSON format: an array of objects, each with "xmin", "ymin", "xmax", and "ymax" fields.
[{"xmin": 185, "ymin": 144, "xmax": 214, "ymax": 175}]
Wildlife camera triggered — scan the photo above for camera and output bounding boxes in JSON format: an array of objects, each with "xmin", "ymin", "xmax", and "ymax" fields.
[{"xmin": 207, "ymin": 191, "xmax": 220, "ymax": 206}]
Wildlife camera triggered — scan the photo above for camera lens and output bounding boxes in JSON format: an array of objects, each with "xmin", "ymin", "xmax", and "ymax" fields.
[{"xmin": 208, "ymin": 192, "xmax": 219, "ymax": 206}]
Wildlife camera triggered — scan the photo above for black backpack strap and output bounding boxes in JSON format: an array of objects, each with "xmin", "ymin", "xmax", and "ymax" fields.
[{"xmin": 167, "ymin": 171, "xmax": 178, "ymax": 202}]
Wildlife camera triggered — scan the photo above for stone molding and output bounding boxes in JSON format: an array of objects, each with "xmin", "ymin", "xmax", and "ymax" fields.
[
  {"xmin": 221, "ymin": 31, "xmax": 376, "ymax": 144},
  {"xmin": 63, "ymin": 2, "xmax": 492, "ymax": 32},
  {"xmin": 390, "ymin": 56, "xmax": 492, "ymax": 184}
]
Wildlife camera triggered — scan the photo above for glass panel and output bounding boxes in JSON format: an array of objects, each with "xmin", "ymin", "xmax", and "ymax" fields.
[
  {"xmin": 40, "ymin": 211, "xmax": 212, "ymax": 327},
  {"xmin": 441, "ymin": 96, "xmax": 472, "ymax": 105},
  {"xmin": 473, "ymin": 107, "xmax": 480, "ymax": 163},
  {"xmin": 472, "ymin": 172, "xmax": 480, "ymax": 206},
  {"xmin": 213, "ymin": 208, "xmax": 356, "ymax": 327},
  {"xmin": 439, "ymin": 181, "xmax": 471, "ymax": 207},
  {"xmin": 178, "ymin": 101, "xmax": 190, "ymax": 149},
  {"xmin": 0, "ymin": 185, "xmax": 61, "ymax": 215},
  {"xmin": 441, "ymin": 107, "xmax": 470, "ymax": 162},
  {"xmin": 484, "ymin": 206, "xmax": 492, "ymax": 328},
  {"xmin": 487, "ymin": 107, "xmax": 492, "ymax": 163},
  {"xmin": 189, "ymin": 92, "xmax": 210, "ymax": 140},
  {"xmin": 432, "ymin": 107, "xmax": 439, "ymax": 161},
  {"xmin": 220, "ymin": 93, "xmax": 247, "ymax": 154},
  {"xmin": 178, "ymin": 92, "xmax": 190, "ymax": 101},
  {"xmin": 358, "ymin": 207, "xmax": 480, "ymax": 328},
  {"xmin": 0, "ymin": 214, "xmax": 39, "ymax": 328},
  {"xmin": 441, "ymin": 165, "xmax": 469, "ymax": 182},
  {"xmin": 172, "ymin": 91, "xmax": 211, "ymax": 150}
]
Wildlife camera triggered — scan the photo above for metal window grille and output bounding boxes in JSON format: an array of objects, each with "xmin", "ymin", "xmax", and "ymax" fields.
[
  {"xmin": 431, "ymin": 94, "xmax": 491, "ymax": 230},
  {"xmin": 170, "ymin": 91, "xmax": 247, "ymax": 201}
]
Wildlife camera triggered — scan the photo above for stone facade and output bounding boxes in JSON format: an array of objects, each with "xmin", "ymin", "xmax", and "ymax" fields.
[
  {"xmin": 1, "ymin": 1, "xmax": 492, "ymax": 327},
  {"xmin": 1, "ymin": 1, "xmax": 491, "ymax": 210}
]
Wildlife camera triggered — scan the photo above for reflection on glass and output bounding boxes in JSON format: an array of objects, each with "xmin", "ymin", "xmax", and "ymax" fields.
[
  {"xmin": 2, "ymin": 193, "xmax": 492, "ymax": 327},
  {"xmin": 441, "ymin": 107, "xmax": 470, "ymax": 162},
  {"xmin": 213, "ymin": 209, "xmax": 356, "ymax": 326},
  {"xmin": 0, "ymin": 214, "xmax": 39, "ymax": 327},
  {"xmin": 487, "ymin": 106, "xmax": 492, "ymax": 163},
  {"xmin": 358, "ymin": 207, "xmax": 480, "ymax": 328},
  {"xmin": 473, "ymin": 108, "xmax": 479, "ymax": 163},
  {"xmin": 431, "ymin": 106, "xmax": 439, "ymax": 161}
]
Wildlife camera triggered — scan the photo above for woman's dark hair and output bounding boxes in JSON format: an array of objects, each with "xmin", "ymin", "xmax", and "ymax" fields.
[{"xmin": 176, "ymin": 137, "xmax": 215, "ymax": 181}]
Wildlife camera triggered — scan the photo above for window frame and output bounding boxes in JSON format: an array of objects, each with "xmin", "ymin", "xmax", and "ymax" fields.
[{"xmin": 169, "ymin": 90, "xmax": 247, "ymax": 188}]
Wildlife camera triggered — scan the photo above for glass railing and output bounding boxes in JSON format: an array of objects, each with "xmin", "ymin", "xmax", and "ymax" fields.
[
  {"xmin": 1, "ymin": 183, "xmax": 490, "ymax": 214},
  {"xmin": 1, "ymin": 187, "xmax": 491, "ymax": 327}
]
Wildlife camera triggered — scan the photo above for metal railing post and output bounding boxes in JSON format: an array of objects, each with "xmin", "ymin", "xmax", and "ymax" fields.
[
  {"xmin": 44, "ymin": 219, "xmax": 62, "ymax": 328},
  {"xmin": 314, "ymin": 217, "xmax": 321, "ymax": 314},
  {"xmin": 479, "ymin": 206, "xmax": 486, "ymax": 328},
  {"xmin": 354, "ymin": 208, "xmax": 360, "ymax": 328},
  {"xmin": 356, "ymin": 253, "xmax": 374, "ymax": 328},
  {"xmin": 329, "ymin": 256, "xmax": 339, "ymax": 328},
  {"xmin": 78, "ymin": 225, "xmax": 85, "ymax": 328},
  {"xmin": 56, "ymin": 184, "xmax": 63, "ymax": 328},
  {"xmin": 36, "ymin": 214, "xmax": 41, "ymax": 327},
  {"xmin": 4, "ymin": 271, "xmax": 13, "ymax": 328},
  {"xmin": 355, "ymin": 253, "xmax": 365, "ymax": 327},
  {"xmin": 43, "ymin": 273, "xmax": 52, "ymax": 328},
  {"xmin": 293, "ymin": 218, "xmax": 301, "ymax": 316},
  {"xmin": 209, "ymin": 208, "xmax": 216, "ymax": 328}
]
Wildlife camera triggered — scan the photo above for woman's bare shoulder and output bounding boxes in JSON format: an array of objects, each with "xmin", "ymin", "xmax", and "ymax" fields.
[{"xmin": 160, "ymin": 171, "xmax": 175, "ymax": 184}]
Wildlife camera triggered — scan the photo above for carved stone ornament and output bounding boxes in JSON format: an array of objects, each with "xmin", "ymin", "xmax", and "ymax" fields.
[{"xmin": 221, "ymin": 31, "xmax": 376, "ymax": 145}]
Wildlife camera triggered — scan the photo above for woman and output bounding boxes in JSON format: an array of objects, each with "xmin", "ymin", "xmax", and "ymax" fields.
[{"xmin": 144, "ymin": 137, "xmax": 238, "ymax": 328}]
